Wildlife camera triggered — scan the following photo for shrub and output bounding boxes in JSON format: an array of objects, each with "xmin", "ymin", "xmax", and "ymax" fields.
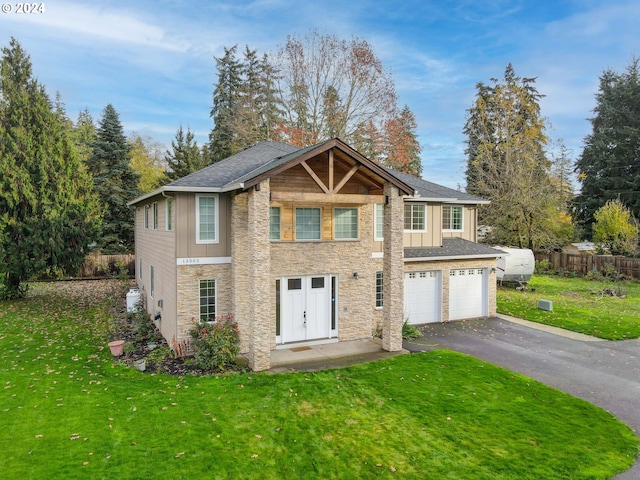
[
  {"xmin": 189, "ymin": 313, "xmax": 240, "ymax": 372},
  {"xmin": 402, "ymin": 320, "xmax": 421, "ymax": 340}
]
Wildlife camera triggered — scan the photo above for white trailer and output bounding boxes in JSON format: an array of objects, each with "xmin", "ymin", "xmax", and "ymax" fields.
[{"xmin": 494, "ymin": 247, "xmax": 535, "ymax": 284}]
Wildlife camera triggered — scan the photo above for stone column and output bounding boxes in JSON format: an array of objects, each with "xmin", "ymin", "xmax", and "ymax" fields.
[
  {"xmin": 382, "ymin": 183, "xmax": 404, "ymax": 351},
  {"xmin": 230, "ymin": 193, "xmax": 249, "ymax": 351},
  {"xmin": 246, "ymin": 179, "xmax": 271, "ymax": 371}
]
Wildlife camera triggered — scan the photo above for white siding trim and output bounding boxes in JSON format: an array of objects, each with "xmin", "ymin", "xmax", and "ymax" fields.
[{"xmin": 177, "ymin": 257, "xmax": 232, "ymax": 266}]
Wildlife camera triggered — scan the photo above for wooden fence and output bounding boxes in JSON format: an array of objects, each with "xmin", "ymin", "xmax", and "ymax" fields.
[
  {"xmin": 534, "ymin": 251, "xmax": 640, "ymax": 279},
  {"xmin": 78, "ymin": 253, "xmax": 135, "ymax": 278}
]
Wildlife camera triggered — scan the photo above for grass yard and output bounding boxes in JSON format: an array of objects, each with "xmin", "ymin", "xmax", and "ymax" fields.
[
  {"xmin": 1, "ymin": 281, "xmax": 638, "ymax": 479},
  {"xmin": 498, "ymin": 275, "xmax": 640, "ymax": 340}
]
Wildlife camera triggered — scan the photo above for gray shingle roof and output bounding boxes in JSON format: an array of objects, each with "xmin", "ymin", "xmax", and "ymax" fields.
[
  {"xmin": 384, "ymin": 168, "xmax": 488, "ymax": 204},
  {"xmin": 168, "ymin": 141, "xmax": 300, "ymax": 189},
  {"xmin": 404, "ymin": 238, "xmax": 503, "ymax": 260}
]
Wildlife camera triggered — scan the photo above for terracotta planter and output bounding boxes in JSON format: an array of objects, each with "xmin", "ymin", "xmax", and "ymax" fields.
[{"xmin": 108, "ymin": 340, "xmax": 125, "ymax": 356}]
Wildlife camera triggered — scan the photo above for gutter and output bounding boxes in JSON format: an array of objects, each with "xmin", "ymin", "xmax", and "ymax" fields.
[
  {"xmin": 127, "ymin": 183, "xmax": 245, "ymax": 206},
  {"xmin": 404, "ymin": 253, "xmax": 503, "ymax": 262}
]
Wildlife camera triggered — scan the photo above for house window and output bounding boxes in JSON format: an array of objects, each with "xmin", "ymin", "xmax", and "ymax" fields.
[
  {"xmin": 166, "ymin": 198, "xmax": 173, "ymax": 231},
  {"xmin": 270, "ymin": 207, "xmax": 281, "ymax": 240},
  {"xmin": 199, "ymin": 279, "xmax": 216, "ymax": 323},
  {"xmin": 374, "ymin": 204, "xmax": 384, "ymax": 241},
  {"xmin": 149, "ymin": 265, "xmax": 154, "ymax": 299},
  {"xmin": 375, "ymin": 271, "xmax": 383, "ymax": 308},
  {"xmin": 334, "ymin": 207, "xmax": 358, "ymax": 239},
  {"xmin": 442, "ymin": 205, "xmax": 463, "ymax": 231},
  {"xmin": 295, "ymin": 207, "xmax": 321, "ymax": 240},
  {"xmin": 152, "ymin": 202, "xmax": 158, "ymax": 230},
  {"xmin": 404, "ymin": 204, "xmax": 426, "ymax": 231},
  {"xmin": 144, "ymin": 205, "xmax": 149, "ymax": 229},
  {"xmin": 196, "ymin": 195, "xmax": 218, "ymax": 243},
  {"xmin": 138, "ymin": 258, "xmax": 142, "ymax": 280}
]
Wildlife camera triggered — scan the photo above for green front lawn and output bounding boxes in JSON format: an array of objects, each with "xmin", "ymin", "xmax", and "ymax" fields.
[
  {"xmin": 498, "ymin": 275, "xmax": 640, "ymax": 340},
  {"xmin": 1, "ymin": 281, "xmax": 638, "ymax": 479}
]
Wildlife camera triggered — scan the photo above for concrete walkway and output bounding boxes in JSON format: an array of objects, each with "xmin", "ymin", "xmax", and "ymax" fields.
[{"xmin": 267, "ymin": 338, "xmax": 407, "ymax": 373}]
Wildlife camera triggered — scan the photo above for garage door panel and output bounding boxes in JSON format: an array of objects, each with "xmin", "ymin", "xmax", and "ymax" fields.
[
  {"xmin": 449, "ymin": 268, "xmax": 487, "ymax": 320},
  {"xmin": 404, "ymin": 271, "xmax": 441, "ymax": 324}
]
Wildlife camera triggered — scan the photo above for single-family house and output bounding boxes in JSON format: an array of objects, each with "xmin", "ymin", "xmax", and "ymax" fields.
[{"xmin": 128, "ymin": 138, "xmax": 501, "ymax": 371}]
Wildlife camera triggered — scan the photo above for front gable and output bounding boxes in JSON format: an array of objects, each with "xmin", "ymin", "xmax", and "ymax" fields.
[{"xmin": 243, "ymin": 138, "xmax": 414, "ymax": 204}]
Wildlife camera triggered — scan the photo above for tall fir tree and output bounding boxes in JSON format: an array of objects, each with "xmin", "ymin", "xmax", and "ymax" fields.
[
  {"xmin": 209, "ymin": 45, "xmax": 242, "ymax": 162},
  {"xmin": 74, "ymin": 107, "xmax": 97, "ymax": 164},
  {"xmin": 165, "ymin": 125, "xmax": 207, "ymax": 181},
  {"xmin": 574, "ymin": 58, "xmax": 640, "ymax": 238},
  {"xmin": 87, "ymin": 104, "xmax": 140, "ymax": 253},
  {"xmin": 0, "ymin": 38, "xmax": 100, "ymax": 297},
  {"xmin": 464, "ymin": 64, "xmax": 560, "ymax": 249}
]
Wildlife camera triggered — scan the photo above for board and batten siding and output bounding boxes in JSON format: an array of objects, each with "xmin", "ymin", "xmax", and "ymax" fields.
[
  {"xmin": 174, "ymin": 192, "xmax": 232, "ymax": 258},
  {"xmin": 134, "ymin": 195, "xmax": 178, "ymax": 344}
]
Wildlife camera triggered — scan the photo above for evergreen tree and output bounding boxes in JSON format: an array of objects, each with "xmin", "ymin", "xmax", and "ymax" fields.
[
  {"xmin": 0, "ymin": 38, "xmax": 100, "ymax": 297},
  {"xmin": 464, "ymin": 64, "xmax": 558, "ymax": 249},
  {"xmin": 87, "ymin": 104, "xmax": 140, "ymax": 253},
  {"xmin": 574, "ymin": 58, "xmax": 640, "ymax": 237},
  {"xmin": 209, "ymin": 45, "xmax": 242, "ymax": 162},
  {"xmin": 165, "ymin": 125, "xmax": 207, "ymax": 181},
  {"xmin": 74, "ymin": 107, "xmax": 97, "ymax": 164}
]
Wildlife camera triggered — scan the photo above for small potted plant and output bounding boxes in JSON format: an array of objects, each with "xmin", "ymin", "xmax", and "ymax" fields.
[{"xmin": 108, "ymin": 339, "xmax": 125, "ymax": 356}]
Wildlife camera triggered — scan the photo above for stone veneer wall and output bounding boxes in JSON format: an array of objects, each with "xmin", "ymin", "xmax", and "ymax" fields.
[
  {"xmin": 175, "ymin": 263, "xmax": 232, "ymax": 341},
  {"xmin": 269, "ymin": 198, "xmax": 377, "ymax": 345},
  {"xmin": 382, "ymin": 183, "xmax": 405, "ymax": 351}
]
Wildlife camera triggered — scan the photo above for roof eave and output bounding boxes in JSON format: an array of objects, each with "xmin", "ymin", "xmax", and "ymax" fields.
[
  {"xmin": 127, "ymin": 183, "xmax": 244, "ymax": 206},
  {"xmin": 404, "ymin": 253, "xmax": 503, "ymax": 262}
]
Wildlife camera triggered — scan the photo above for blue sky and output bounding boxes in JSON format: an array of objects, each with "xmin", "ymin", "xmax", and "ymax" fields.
[{"xmin": 2, "ymin": 0, "xmax": 639, "ymax": 188}]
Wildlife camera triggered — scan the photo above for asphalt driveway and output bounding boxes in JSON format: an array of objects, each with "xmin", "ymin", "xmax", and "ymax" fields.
[{"xmin": 405, "ymin": 315, "xmax": 640, "ymax": 480}]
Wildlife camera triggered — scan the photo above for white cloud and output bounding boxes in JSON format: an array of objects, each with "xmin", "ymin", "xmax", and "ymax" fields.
[{"xmin": 3, "ymin": 1, "xmax": 190, "ymax": 52}]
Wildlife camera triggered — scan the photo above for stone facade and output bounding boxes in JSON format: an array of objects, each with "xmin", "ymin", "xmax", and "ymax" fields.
[{"xmin": 382, "ymin": 184, "xmax": 405, "ymax": 351}]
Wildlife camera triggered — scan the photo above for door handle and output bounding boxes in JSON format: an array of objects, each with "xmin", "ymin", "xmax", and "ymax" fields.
[{"xmin": 303, "ymin": 311, "xmax": 306, "ymax": 326}]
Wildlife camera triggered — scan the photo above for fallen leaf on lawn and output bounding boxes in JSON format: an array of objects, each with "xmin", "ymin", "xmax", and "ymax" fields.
[
  {"xmin": 390, "ymin": 466, "xmax": 396, "ymax": 472},
  {"xmin": 35, "ymin": 435, "xmax": 43, "ymax": 439},
  {"xmin": 251, "ymin": 454, "xmax": 258, "ymax": 459},
  {"xmin": 175, "ymin": 452, "xmax": 185, "ymax": 458},
  {"xmin": 255, "ymin": 434, "xmax": 262, "ymax": 439}
]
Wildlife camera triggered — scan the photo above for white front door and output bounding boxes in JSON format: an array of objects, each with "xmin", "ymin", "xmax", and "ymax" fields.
[{"xmin": 282, "ymin": 275, "xmax": 332, "ymax": 343}]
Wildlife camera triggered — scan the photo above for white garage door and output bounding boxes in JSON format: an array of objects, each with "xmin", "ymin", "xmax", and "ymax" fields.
[
  {"xmin": 449, "ymin": 268, "xmax": 488, "ymax": 320},
  {"xmin": 404, "ymin": 271, "xmax": 441, "ymax": 324}
]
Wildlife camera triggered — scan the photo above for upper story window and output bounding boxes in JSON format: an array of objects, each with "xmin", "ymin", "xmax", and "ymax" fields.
[
  {"xmin": 442, "ymin": 205, "xmax": 463, "ymax": 231},
  {"xmin": 152, "ymin": 202, "xmax": 158, "ymax": 230},
  {"xmin": 404, "ymin": 204, "xmax": 426, "ymax": 232},
  {"xmin": 374, "ymin": 204, "xmax": 384, "ymax": 241},
  {"xmin": 144, "ymin": 204, "xmax": 150, "ymax": 229},
  {"xmin": 166, "ymin": 198, "xmax": 173, "ymax": 231},
  {"xmin": 295, "ymin": 207, "xmax": 321, "ymax": 240},
  {"xmin": 196, "ymin": 194, "xmax": 218, "ymax": 244},
  {"xmin": 270, "ymin": 206, "xmax": 281, "ymax": 240},
  {"xmin": 334, "ymin": 207, "xmax": 358, "ymax": 240}
]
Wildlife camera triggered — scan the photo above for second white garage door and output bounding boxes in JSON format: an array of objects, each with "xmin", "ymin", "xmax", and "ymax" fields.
[
  {"xmin": 449, "ymin": 268, "xmax": 488, "ymax": 320},
  {"xmin": 404, "ymin": 271, "xmax": 442, "ymax": 324}
]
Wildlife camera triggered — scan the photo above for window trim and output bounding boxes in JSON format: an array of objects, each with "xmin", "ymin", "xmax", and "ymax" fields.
[
  {"xmin": 404, "ymin": 203, "xmax": 427, "ymax": 232},
  {"xmin": 199, "ymin": 279, "xmax": 217, "ymax": 323},
  {"xmin": 375, "ymin": 271, "xmax": 383, "ymax": 309},
  {"xmin": 269, "ymin": 206, "xmax": 281, "ymax": 240},
  {"xmin": 374, "ymin": 203, "xmax": 384, "ymax": 241},
  {"xmin": 149, "ymin": 265, "xmax": 154, "ymax": 299},
  {"xmin": 196, "ymin": 194, "xmax": 219, "ymax": 244},
  {"xmin": 295, "ymin": 206, "xmax": 322, "ymax": 241},
  {"xmin": 333, "ymin": 207, "xmax": 359, "ymax": 240},
  {"xmin": 442, "ymin": 205, "xmax": 464, "ymax": 232}
]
